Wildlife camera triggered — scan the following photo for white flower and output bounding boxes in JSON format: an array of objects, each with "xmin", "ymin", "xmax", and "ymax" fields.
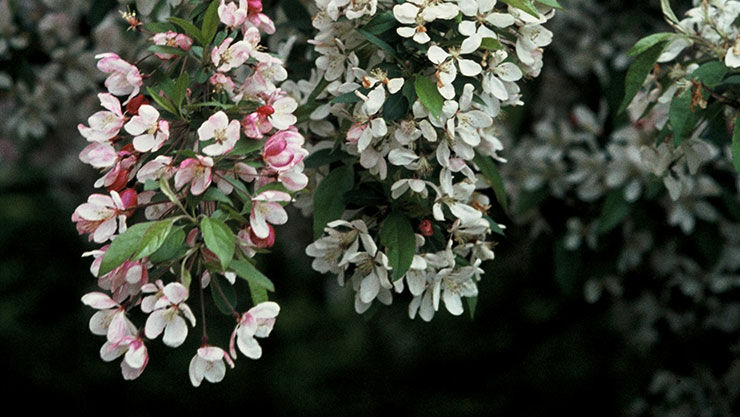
[
  {"xmin": 726, "ymin": 38, "xmax": 740, "ymax": 68},
  {"xmin": 229, "ymin": 301, "xmax": 280, "ymax": 359},
  {"xmin": 394, "ymin": 1, "xmax": 459, "ymax": 44},
  {"xmin": 482, "ymin": 50, "xmax": 522, "ymax": 101},
  {"xmin": 189, "ymin": 346, "xmax": 234, "ymax": 387},
  {"xmin": 144, "ymin": 282, "xmax": 196, "ymax": 347},
  {"xmin": 197, "ymin": 111, "xmax": 241, "ymax": 156},
  {"xmin": 125, "ymin": 105, "xmax": 170, "ymax": 152},
  {"xmin": 428, "ymin": 45, "xmax": 482, "ymax": 99}
]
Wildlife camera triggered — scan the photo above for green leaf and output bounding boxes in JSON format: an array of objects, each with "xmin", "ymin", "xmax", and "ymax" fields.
[
  {"xmin": 147, "ymin": 45, "xmax": 188, "ymax": 57},
  {"xmin": 732, "ymin": 116, "xmax": 740, "ymax": 172},
  {"xmin": 149, "ymin": 227, "xmax": 186, "ymax": 263},
  {"xmin": 210, "ymin": 275, "xmax": 237, "ymax": 315},
  {"xmin": 500, "ymin": 0, "xmax": 540, "ymax": 17},
  {"xmin": 402, "ymin": 77, "xmax": 417, "ymax": 104},
  {"xmin": 361, "ymin": 11, "xmax": 397, "ymax": 34},
  {"xmin": 200, "ymin": 217, "xmax": 235, "ymax": 269},
  {"xmin": 691, "ymin": 61, "xmax": 728, "ymax": 88},
  {"xmin": 627, "ymin": 33, "xmax": 676, "ymax": 57},
  {"xmin": 278, "ymin": 0, "xmax": 313, "ymax": 33},
  {"xmin": 230, "ymin": 259, "xmax": 276, "ymax": 292},
  {"xmin": 379, "ymin": 211, "xmax": 416, "ymax": 281},
  {"xmin": 132, "ymin": 219, "xmax": 176, "ymax": 260},
  {"xmin": 168, "ymin": 17, "xmax": 204, "ymax": 45},
  {"xmin": 415, "ymin": 77, "xmax": 444, "ymax": 119},
  {"xmin": 484, "ymin": 215, "xmax": 506, "ymax": 236},
  {"xmin": 514, "ymin": 187, "xmax": 548, "ymax": 215},
  {"xmin": 480, "ymin": 37, "xmax": 503, "ymax": 51},
  {"xmin": 201, "ymin": 187, "xmax": 233, "ymax": 205},
  {"xmin": 597, "ymin": 189, "xmax": 632, "ymax": 235},
  {"xmin": 619, "ymin": 41, "xmax": 668, "ymax": 113},
  {"xmin": 143, "ymin": 22, "xmax": 176, "ymax": 33},
  {"xmin": 313, "ymin": 165, "xmax": 355, "ymax": 239},
  {"xmin": 535, "ymin": 0, "xmax": 563, "ymax": 8},
  {"xmin": 466, "ymin": 296, "xmax": 477, "ymax": 320},
  {"xmin": 382, "ymin": 92, "xmax": 408, "ymax": 122},
  {"xmin": 357, "ymin": 28, "xmax": 399, "ymax": 59},
  {"xmin": 669, "ymin": 88, "xmax": 698, "ymax": 147},
  {"xmin": 303, "ymin": 148, "xmax": 351, "ymax": 169},
  {"xmin": 98, "ymin": 223, "xmax": 152, "ymax": 277},
  {"xmin": 201, "ymin": 0, "xmax": 220, "ymax": 45},
  {"xmin": 229, "ymin": 138, "xmax": 264, "ymax": 156},
  {"xmin": 661, "ymin": 0, "xmax": 679, "ymax": 24},
  {"xmin": 146, "ymin": 86, "xmax": 179, "ymax": 116},
  {"xmin": 473, "ymin": 152, "xmax": 508, "ymax": 212},
  {"xmin": 172, "ymin": 72, "xmax": 190, "ymax": 111}
]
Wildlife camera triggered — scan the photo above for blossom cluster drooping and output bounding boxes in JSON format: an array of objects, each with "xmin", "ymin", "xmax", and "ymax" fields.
[
  {"xmin": 299, "ymin": 0, "xmax": 557, "ymax": 320},
  {"xmin": 74, "ymin": 1, "xmax": 301, "ymax": 385}
]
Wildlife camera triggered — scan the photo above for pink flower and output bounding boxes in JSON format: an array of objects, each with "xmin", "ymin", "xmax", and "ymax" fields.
[
  {"xmin": 125, "ymin": 104, "xmax": 170, "ymax": 152},
  {"xmin": 277, "ymin": 166, "xmax": 308, "ymax": 191},
  {"xmin": 209, "ymin": 73, "xmax": 235, "ymax": 95},
  {"xmin": 95, "ymin": 53, "xmax": 142, "ymax": 103},
  {"xmin": 243, "ymin": 0, "xmax": 275, "ymax": 34},
  {"xmin": 242, "ymin": 107, "xmax": 273, "ymax": 139},
  {"xmin": 85, "ymin": 247, "xmax": 149, "ymax": 303},
  {"xmin": 100, "ymin": 334, "xmax": 149, "ymax": 380},
  {"xmin": 197, "ymin": 111, "xmax": 241, "ymax": 156},
  {"xmin": 81, "ymin": 292, "xmax": 134, "ymax": 344},
  {"xmin": 250, "ymin": 190, "xmax": 290, "ymax": 239},
  {"xmin": 174, "ymin": 155, "xmax": 214, "ymax": 196},
  {"xmin": 237, "ymin": 224, "xmax": 275, "ymax": 257},
  {"xmin": 229, "ymin": 301, "xmax": 279, "ymax": 359},
  {"xmin": 262, "ymin": 129, "xmax": 308, "ymax": 171},
  {"xmin": 211, "ymin": 37, "xmax": 253, "ymax": 73},
  {"xmin": 250, "ymin": 57, "xmax": 288, "ymax": 94},
  {"xmin": 77, "ymin": 93, "xmax": 124, "ymax": 143},
  {"xmin": 79, "ymin": 142, "xmax": 118, "ymax": 169},
  {"xmin": 214, "ymin": 162, "xmax": 258, "ymax": 194},
  {"xmin": 136, "ymin": 155, "xmax": 175, "ymax": 183},
  {"xmin": 218, "ymin": 0, "xmax": 248, "ymax": 28},
  {"xmin": 189, "ymin": 345, "xmax": 234, "ymax": 387},
  {"xmin": 144, "ymin": 282, "xmax": 196, "ymax": 347},
  {"xmin": 72, "ymin": 190, "xmax": 136, "ymax": 243},
  {"xmin": 152, "ymin": 31, "xmax": 192, "ymax": 59}
]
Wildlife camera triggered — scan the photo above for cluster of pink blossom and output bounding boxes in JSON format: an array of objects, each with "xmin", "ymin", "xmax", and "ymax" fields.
[{"xmin": 73, "ymin": 1, "xmax": 303, "ymax": 385}]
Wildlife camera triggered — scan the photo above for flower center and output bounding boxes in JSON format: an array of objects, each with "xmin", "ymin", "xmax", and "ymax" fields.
[{"xmin": 257, "ymin": 105, "xmax": 274, "ymax": 116}]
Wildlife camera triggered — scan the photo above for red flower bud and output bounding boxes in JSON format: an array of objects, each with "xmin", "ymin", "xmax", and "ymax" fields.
[
  {"xmin": 249, "ymin": 224, "xmax": 275, "ymax": 248},
  {"xmin": 418, "ymin": 219, "xmax": 434, "ymax": 237},
  {"xmin": 126, "ymin": 94, "xmax": 149, "ymax": 115},
  {"xmin": 107, "ymin": 168, "xmax": 130, "ymax": 192}
]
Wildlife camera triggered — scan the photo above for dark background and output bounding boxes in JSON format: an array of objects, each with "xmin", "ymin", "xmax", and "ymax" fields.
[{"xmin": 0, "ymin": 0, "xmax": 711, "ymax": 415}]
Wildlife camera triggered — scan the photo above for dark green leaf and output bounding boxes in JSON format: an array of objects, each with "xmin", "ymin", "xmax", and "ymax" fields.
[
  {"xmin": 380, "ymin": 211, "xmax": 416, "ymax": 281},
  {"xmin": 143, "ymin": 22, "xmax": 176, "ymax": 33},
  {"xmin": 466, "ymin": 296, "xmax": 477, "ymax": 320},
  {"xmin": 627, "ymin": 33, "xmax": 676, "ymax": 57},
  {"xmin": 619, "ymin": 41, "xmax": 668, "ymax": 113},
  {"xmin": 535, "ymin": 0, "xmax": 563, "ymax": 8},
  {"xmin": 415, "ymin": 77, "xmax": 444, "ymax": 119},
  {"xmin": 668, "ymin": 88, "xmax": 696, "ymax": 147},
  {"xmin": 201, "ymin": 217, "xmax": 235, "ymax": 269},
  {"xmin": 500, "ymin": 0, "xmax": 540, "ymax": 17},
  {"xmin": 474, "ymin": 152, "xmax": 508, "ymax": 212},
  {"xmin": 361, "ymin": 11, "xmax": 398, "ymax": 34},
  {"xmin": 357, "ymin": 28, "xmax": 399, "ymax": 59},
  {"xmin": 98, "ymin": 223, "xmax": 152, "ymax": 277},
  {"xmin": 210, "ymin": 275, "xmax": 237, "ymax": 315},
  {"xmin": 133, "ymin": 219, "xmax": 176, "ymax": 260},
  {"xmin": 230, "ymin": 259, "xmax": 276, "ymax": 292},
  {"xmin": 172, "ymin": 72, "xmax": 190, "ymax": 110},
  {"xmin": 201, "ymin": 0, "xmax": 220, "ymax": 45},
  {"xmin": 597, "ymin": 189, "xmax": 632, "ymax": 235},
  {"xmin": 691, "ymin": 61, "xmax": 728, "ymax": 88},
  {"xmin": 201, "ymin": 187, "xmax": 233, "ymax": 205},
  {"xmin": 331, "ymin": 90, "xmax": 365, "ymax": 104},
  {"xmin": 383, "ymin": 92, "xmax": 408, "ymax": 122},
  {"xmin": 313, "ymin": 165, "xmax": 355, "ymax": 238},
  {"xmin": 733, "ymin": 116, "xmax": 740, "ymax": 172},
  {"xmin": 149, "ymin": 227, "xmax": 186, "ymax": 263},
  {"xmin": 146, "ymin": 86, "xmax": 179, "ymax": 116},
  {"xmin": 303, "ymin": 148, "xmax": 351, "ymax": 169},
  {"xmin": 168, "ymin": 17, "xmax": 204, "ymax": 45}
]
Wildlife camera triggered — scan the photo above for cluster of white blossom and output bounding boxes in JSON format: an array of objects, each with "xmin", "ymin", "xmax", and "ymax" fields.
[{"xmin": 300, "ymin": 0, "xmax": 557, "ymax": 319}]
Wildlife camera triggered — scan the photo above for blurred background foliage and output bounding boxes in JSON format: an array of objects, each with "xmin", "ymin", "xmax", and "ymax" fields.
[{"xmin": 0, "ymin": 0, "xmax": 738, "ymax": 415}]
